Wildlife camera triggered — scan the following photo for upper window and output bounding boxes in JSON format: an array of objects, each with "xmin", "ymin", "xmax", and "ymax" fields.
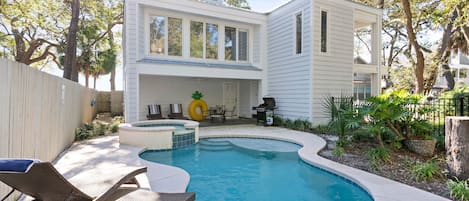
[
  {"xmin": 149, "ymin": 16, "xmax": 183, "ymax": 57},
  {"xmin": 320, "ymin": 10, "xmax": 328, "ymax": 53},
  {"xmin": 168, "ymin": 18, "xmax": 182, "ymax": 56},
  {"xmin": 190, "ymin": 21, "xmax": 204, "ymax": 58},
  {"xmin": 206, "ymin": 23, "xmax": 219, "ymax": 59},
  {"xmin": 149, "ymin": 16, "xmax": 165, "ymax": 55},
  {"xmin": 238, "ymin": 30, "xmax": 248, "ymax": 61},
  {"xmin": 225, "ymin": 27, "xmax": 237, "ymax": 61},
  {"xmin": 295, "ymin": 13, "xmax": 302, "ymax": 54}
]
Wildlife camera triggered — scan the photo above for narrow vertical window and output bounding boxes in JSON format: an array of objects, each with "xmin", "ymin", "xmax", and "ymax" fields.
[
  {"xmin": 206, "ymin": 23, "xmax": 218, "ymax": 59},
  {"xmin": 225, "ymin": 27, "xmax": 237, "ymax": 61},
  {"xmin": 296, "ymin": 13, "xmax": 302, "ymax": 54},
  {"xmin": 321, "ymin": 10, "xmax": 328, "ymax": 53},
  {"xmin": 149, "ymin": 16, "xmax": 165, "ymax": 55},
  {"xmin": 190, "ymin": 21, "xmax": 204, "ymax": 58},
  {"xmin": 238, "ymin": 30, "xmax": 248, "ymax": 61},
  {"xmin": 168, "ymin": 17, "xmax": 182, "ymax": 56}
]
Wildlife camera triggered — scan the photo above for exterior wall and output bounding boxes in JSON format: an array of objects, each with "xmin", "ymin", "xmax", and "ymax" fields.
[
  {"xmin": 267, "ymin": 0, "xmax": 313, "ymax": 121},
  {"xmin": 311, "ymin": 0, "xmax": 356, "ymax": 124}
]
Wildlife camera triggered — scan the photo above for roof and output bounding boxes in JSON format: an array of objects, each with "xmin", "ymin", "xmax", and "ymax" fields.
[{"xmin": 137, "ymin": 58, "xmax": 262, "ymax": 71}]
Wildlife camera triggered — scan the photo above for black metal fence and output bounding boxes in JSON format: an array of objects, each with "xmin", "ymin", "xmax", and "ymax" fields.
[{"xmin": 330, "ymin": 95, "xmax": 469, "ymax": 137}]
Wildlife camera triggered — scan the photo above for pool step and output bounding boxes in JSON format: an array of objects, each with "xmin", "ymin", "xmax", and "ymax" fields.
[{"xmin": 198, "ymin": 140, "xmax": 233, "ymax": 151}]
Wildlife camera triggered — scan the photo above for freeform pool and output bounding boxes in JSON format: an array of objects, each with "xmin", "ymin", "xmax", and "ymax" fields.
[
  {"xmin": 140, "ymin": 138, "xmax": 373, "ymax": 201},
  {"xmin": 119, "ymin": 120, "xmax": 199, "ymax": 150}
]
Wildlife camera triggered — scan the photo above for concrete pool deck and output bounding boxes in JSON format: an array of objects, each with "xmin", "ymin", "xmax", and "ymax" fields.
[{"xmin": 54, "ymin": 125, "xmax": 450, "ymax": 201}]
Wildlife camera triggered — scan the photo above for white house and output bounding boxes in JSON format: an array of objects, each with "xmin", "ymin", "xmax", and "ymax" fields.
[{"xmin": 123, "ymin": 0, "xmax": 383, "ymax": 124}]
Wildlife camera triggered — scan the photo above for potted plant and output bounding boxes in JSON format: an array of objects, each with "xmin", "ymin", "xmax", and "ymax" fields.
[{"xmin": 404, "ymin": 111, "xmax": 437, "ymax": 156}]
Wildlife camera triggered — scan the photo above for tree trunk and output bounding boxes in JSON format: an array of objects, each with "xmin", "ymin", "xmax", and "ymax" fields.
[
  {"xmin": 93, "ymin": 76, "xmax": 97, "ymax": 90},
  {"xmin": 400, "ymin": 0, "xmax": 425, "ymax": 93},
  {"xmin": 446, "ymin": 117, "xmax": 469, "ymax": 180},
  {"xmin": 108, "ymin": 30, "xmax": 116, "ymax": 91},
  {"xmin": 85, "ymin": 69, "xmax": 90, "ymax": 88},
  {"xmin": 63, "ymin": 0, "xmax": 80, "ymax": 81}
]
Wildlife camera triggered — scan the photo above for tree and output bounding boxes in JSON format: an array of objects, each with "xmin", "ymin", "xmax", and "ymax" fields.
[
  {"xmin": 63, "ymin": 0, "xmax": 80, "ymax": 81},
  {"xmin": 0, "ymin": 0, "xmax": 65, "ymax": 66},
  {"xmin": 224, "ymin": 0, "xmax": 250, "ymax": 10}
]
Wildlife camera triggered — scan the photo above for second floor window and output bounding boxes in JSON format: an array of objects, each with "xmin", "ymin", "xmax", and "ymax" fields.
[
  {"xmin": 225, "ymin": 27, "xmax": 248, "ymax": 62},
  {"xmin": 150, "ymin": 16, "xmax": 183, "ymax": 56},
  {"xmin": 321, "ymin": 10, "xmax": 328, "ymax": 53},
  {"xmin": 206, "ymin": 23, "xmax": 219, "ymax": 59},
  {"xmin": 190, "ymin": 21, "xmax": 204, "ymax": 58},
  {"xmin": 150, "ymin": 16, "xmax": 165, "ymax": 55},
  {"xmin": 296, "ymin": 13, "xmax": 302, "ymax": 54}
]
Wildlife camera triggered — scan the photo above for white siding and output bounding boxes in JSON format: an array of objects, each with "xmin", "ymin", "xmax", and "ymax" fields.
[
  {"xmin": 311, "ymin": 0, "xmax": 355, "ymax": 124},
  {"xmin": 267, "ymin": 0, "xmax": 312, "ymax": 121}
]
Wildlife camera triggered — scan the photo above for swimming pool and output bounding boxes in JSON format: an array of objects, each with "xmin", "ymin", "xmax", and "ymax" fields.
[{"xmin": 140, "ymin": 138, "xmax": 373, "ymax": 201}]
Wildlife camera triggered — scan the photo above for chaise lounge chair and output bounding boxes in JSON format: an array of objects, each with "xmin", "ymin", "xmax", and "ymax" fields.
[
  {"xmin": 0, "ymin": 159, "xmax": 195, "ymax": 201},
  {"xmin": 168, "ymin": 104, "xmax": 185, "ymax": 119},
  {"xmin": 147, "ymin": 104, "xmax": 164, "ymax": 120}
]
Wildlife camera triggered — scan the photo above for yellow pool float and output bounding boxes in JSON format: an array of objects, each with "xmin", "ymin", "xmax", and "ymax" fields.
[{"xmin": 188, "ymin": 91, "xmax": 208, "ymax": 121}]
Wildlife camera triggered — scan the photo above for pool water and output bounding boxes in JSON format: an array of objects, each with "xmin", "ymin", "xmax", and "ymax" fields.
[
  {"xmin": 140, "ymin": 138, "xmax": 373, "ymax": 201},
  {"xmin": 136, "ymin": 124, "xmax": 187, "ymax": 130}
]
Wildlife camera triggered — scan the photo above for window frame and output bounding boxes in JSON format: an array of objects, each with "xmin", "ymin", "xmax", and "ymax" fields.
[
  {"xmin": 294, "ymin": 12, "xmax": 303, "ymax": 55},
  {"xmin": 320, "ymin": 8, "xmax": 330, "ymax": 55},
  {"xmin": 144, "ymin": 9, "xmax": 252, "ymax": 64}
]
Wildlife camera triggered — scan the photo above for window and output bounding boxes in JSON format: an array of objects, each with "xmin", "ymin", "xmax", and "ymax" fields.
[
  {"xmin": 353, "ymin": 74, "xmax": 371, "ymax": 101},
  {"xmin": 168, "ymin": 18, "xmax": 182, "ymax": 56},
  {"xmin": 206, "ymin": 23, "xmax": 218, "ymax": 59},
  {"xmin": 320, "ymin": 10, "xmax": 328, "ymax": 53},
  {"xmin": 238, "ymin": 30, "xmax": 248, "ymax": 61},
  {"xmin": 149, "ymin": 16, "xmax": 165, "ymax": 55},
  {"xmin": 190, "ymin": 21, "xmax": 204, "ymax": 58},
  {"xmin": 225, "ymin": 27, "xmax": 237, "ymax": 61},
  {"xmin": 295, "ymin": 13, "xmax": 302, "ymax": 54}
]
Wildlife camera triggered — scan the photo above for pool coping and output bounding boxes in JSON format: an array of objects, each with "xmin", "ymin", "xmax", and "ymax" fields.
[{"xmin": 198, "ymin": 125, "xmax": 450, "ymax": 201}]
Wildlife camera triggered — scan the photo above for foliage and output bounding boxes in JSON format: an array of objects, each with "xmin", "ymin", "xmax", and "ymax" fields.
[
  {"xmin": 283, "ymin": 119, "xmax": 294, "ymax": 129},
  {"xmin": 192, "ymin": 91, "xmax": 203, "ymax": 100},
  {"xmin": 311, "ymin": 125, "xmax": 330, "ymax": 134},
  {"xmin": 224, "ymin": 0, "xmax": 250, "ymax": 9},
  {"xmin": 273, "ymin": 116, "xmax": 284, "ymax": 127},
  {"xmin": 75, "ymin": 120, "xmax": 120, "ymax": 141},
  {"xmin": 323, "ymin": 96, "xmax": 361, "ymax": 143},
  {"xmin": 367, "ymin": 147, "xmax": 391, "ymax": 168},
  {"xmin": 448, "ymin": 178, "xmax": 469, "ymax": 201},
  {"xmin": 440, "ymin": 86, "xmax": 469, "ymax": 99},
  {"xmin": 332, "ymin": 146, "xmax": 345, "ymax": 158},
  {"xmin": 411, "ymin": 159, "xmax": 442, "ymax": 182}
]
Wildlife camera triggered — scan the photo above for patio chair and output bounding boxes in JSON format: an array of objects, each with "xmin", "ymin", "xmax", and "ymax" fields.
[
  {"xmin": 209, "ymin": 105, "xmax": 226, "ymax": 122},
  {"xmin": 147, "ymin": 104, "xmax": 164, "ymax": 120},
  {"xmin": 168, "ymin": 104, "xmax": 185, "ymax": 119},
  {"xmin": 0, "ymin": 159, "xmax": 195, "ymax": 201}
]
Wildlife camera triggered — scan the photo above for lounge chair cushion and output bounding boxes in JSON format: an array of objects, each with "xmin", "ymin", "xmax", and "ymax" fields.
[
  {"xmin": 148, "ymin": 104, "xmax": 162, "ymax": 115},
  {"xmin": 0, "ymin": 159, "xmax": 38, "ymax": 173}
]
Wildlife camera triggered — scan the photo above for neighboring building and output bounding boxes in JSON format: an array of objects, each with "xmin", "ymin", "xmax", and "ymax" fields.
[
  {"xmin": 434, "ymin": 51, "xmax": 469, "ymax": 90},
  {"xmin": 123, "ymin": 0, "xmax": 383, "ymax": 124}
]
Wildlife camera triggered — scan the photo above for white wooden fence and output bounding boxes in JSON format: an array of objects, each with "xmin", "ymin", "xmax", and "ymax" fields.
[{"xmin": 0, "ymin": 59, "xmax": 97, "ymax": 199}]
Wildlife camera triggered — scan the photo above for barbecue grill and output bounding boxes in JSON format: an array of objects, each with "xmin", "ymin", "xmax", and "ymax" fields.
[{"xmin": 256, "ymin": 97, "xmax": 276, "ymax": 125}]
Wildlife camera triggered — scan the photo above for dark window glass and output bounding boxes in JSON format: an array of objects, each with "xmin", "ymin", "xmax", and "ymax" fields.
[
  {"xmin": 296, "ymin": 13, "xmax": 302, "ymax": 54},
  {"xmin": 321, "ymin": 11, "xmax": 327, "ymax": 53},
  {"xmin": 225, "ymin": 27, "xmax": 236, "ymax": 61}
]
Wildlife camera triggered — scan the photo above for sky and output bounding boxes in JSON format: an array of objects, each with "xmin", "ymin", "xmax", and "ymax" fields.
[{"xmin": 248, "ymin": 0, "xmax": 291, "ymax": 13}]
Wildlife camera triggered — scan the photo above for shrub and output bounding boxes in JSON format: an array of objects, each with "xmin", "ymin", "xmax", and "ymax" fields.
[
  {"xmin": 284, "ymin": 119, "xmax": 294, "ymax": 129},
  {"xmin": 75, "ymin": 123, "xmax": 94, "ymax": 141},
  {"xmin": 293, "ymin": 119, "xmax": 306, "ymax": 131},
  {"xmin": 273, "ymin": 116, "xmax": 284, "ymax": 127},
  {"xmin": 94, "ymin": 122, "xmax": 108, "ymax": 136},
  {"xmin": 367, "ymin": 147, "xmax": 390, "ymax": 168},
  {"xmin": 332, "ymin": 146, "xmax": 345, "ymax": 158},
  {"xmin": 109, "ymin": 123, "xmax": 120, "ymax": 133},
  {"xmin": 311, "ymin": 125, "xmax": 330, "ymax": 134},
  {"xmin": 448, "ymin": 179, "xmax": 469, "ymax": 201},
  {"xmin": 411, "ymin": 159, "xmax": 442, "ymax": 182}
]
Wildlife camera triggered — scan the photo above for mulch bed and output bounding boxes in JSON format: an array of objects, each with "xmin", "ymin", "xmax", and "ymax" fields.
[{"xmin": 318, "ymin": 136, "xmax": 452, "ymax": 200}]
